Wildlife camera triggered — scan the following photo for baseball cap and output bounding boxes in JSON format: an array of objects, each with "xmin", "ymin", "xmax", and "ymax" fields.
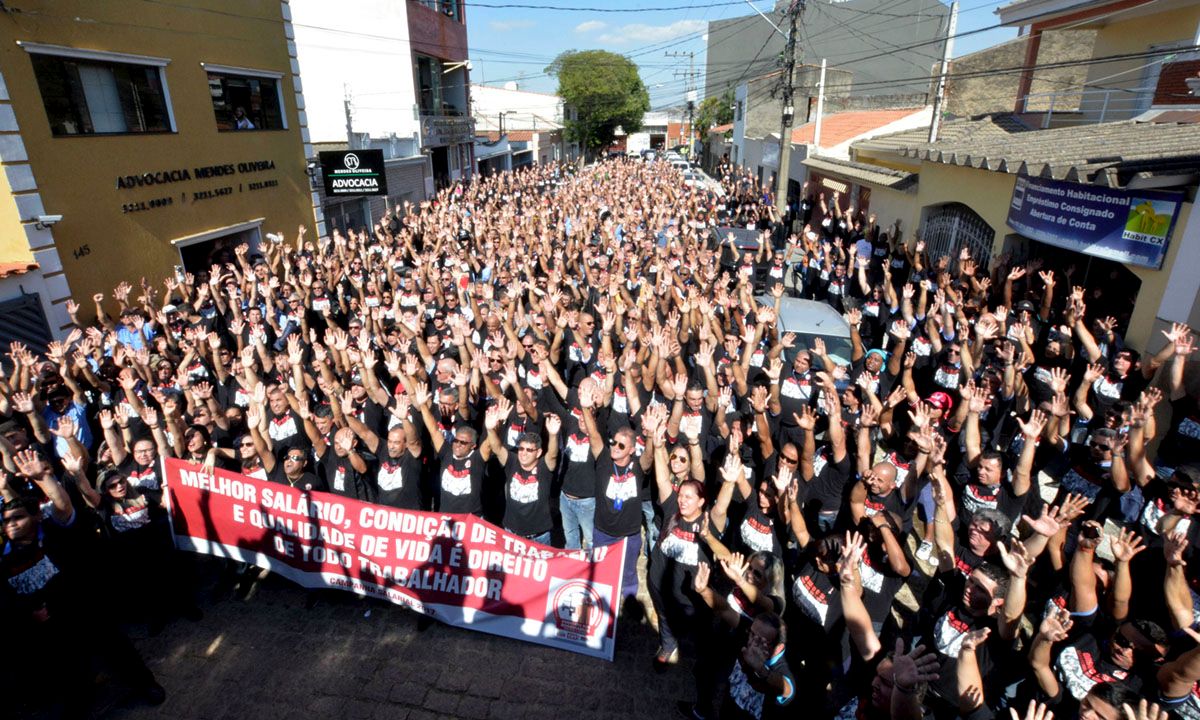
[{"xmin": 926, "ymin": 392, "xmax": 953, "ymax": 411}]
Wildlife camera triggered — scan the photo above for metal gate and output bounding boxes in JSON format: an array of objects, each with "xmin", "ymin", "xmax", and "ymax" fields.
[
  {"xmin": 0, "ymin": 291, "xmax": 52, "ymax": 356},
  {"xmin": 921, "ymin": 203, "xmax": 995, "ymax": 267}
]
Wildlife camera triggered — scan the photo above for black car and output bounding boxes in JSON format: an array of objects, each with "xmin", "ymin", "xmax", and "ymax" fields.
[{"xmin": 710, "ymin": 226, "xmax": 771, "ymax": 291}]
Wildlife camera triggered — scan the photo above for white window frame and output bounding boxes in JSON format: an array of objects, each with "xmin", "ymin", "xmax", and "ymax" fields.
[
  {"xmin": 171, "ymin": 218, "xmax": 265, "ymax": 262},
  {"xmin": 18, "ymin": 41, "xmax": 177, "ymax": 132},
  {"xmin": 200, "ymin": 63, "xmax": 288, "ymax": 130}
]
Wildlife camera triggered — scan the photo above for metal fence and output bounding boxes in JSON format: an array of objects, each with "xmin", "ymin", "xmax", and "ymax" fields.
[{"xmin": 921, "ymin": 203, "xmax": 995, "ymax": 268}]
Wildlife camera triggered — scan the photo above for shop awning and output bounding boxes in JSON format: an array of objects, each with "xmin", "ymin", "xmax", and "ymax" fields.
[{"xmin": 802, "ymin": 156, "xmax": 918, "ymax": 192}]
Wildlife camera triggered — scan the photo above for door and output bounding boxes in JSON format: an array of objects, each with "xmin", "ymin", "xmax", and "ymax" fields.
[{"xmin": 921, "ymin": 203, "xmax": 995, "ymax": 267}]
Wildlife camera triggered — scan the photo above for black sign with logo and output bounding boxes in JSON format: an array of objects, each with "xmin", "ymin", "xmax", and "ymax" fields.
[{"xmin": 319, "ymin": 149, "xmax": 388, "ymax": 196}]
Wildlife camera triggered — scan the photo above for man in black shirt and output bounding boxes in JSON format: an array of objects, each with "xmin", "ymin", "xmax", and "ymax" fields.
[
  {"xmin": 484, "ymin": 398, "xmax": 560, "ymax": 545},
  {"xmin": 583, "ymin": 391, "xmax": 660, "ymax": 609}
]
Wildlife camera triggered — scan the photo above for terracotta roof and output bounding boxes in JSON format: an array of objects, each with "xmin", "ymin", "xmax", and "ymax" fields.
[
  {"xmin": 790, "ymin": 108, "xmax": 924, "ymax": 147},
  {"xmin": 481, "ymin": 131, "xmax": 535, "ymax": 142},
  {"xmin": 895, "ymin": 118, "xmax": 1200, "ymax": 188},
  {"xmin": 710, "ymin": 123, "xmax": 733, "ymax": 134},
  {"xmin": 0, "ymin": 261, "xmax": 38, "ymax": 279},
  {"xmin": 802, "ymin": 156, "xmax": 918, "ymax": 191}
]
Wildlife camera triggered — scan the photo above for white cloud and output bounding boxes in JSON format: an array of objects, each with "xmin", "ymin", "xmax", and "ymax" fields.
[
  {"xmin": 489, "ymin": 19, "xmax": 535, "ymax": 32},
  {"xmin": 596, "ymin": 19, "xmax": 706, "ymax": 45},
  {"xmin": 574, "ymin": 20, "xmax": 606, "ymax": 33}
]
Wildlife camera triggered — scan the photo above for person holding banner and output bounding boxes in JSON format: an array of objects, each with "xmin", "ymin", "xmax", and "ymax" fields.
[{"xmin": 485, "ymin": 398, "xmax": 560, "ymax": 545}]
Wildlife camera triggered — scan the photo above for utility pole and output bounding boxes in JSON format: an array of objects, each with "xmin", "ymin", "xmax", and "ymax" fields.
[
  {"xmin": 344, "ymin": 83, "xmax": 355, "ymax": 148},
  {"xmin": 666, "ymin": 50, "xmax": 699, "ymax": 152},
  {"xmin": 928, "ymin": 1, "xmax": 959, "ymax": 143},
  {"xmin": 774, "ymin": 0, "xmax": 803, "ymax": 216},
  {"xmin": 812, "ymin": 58, "xmax": 826, "ymax": 151}
]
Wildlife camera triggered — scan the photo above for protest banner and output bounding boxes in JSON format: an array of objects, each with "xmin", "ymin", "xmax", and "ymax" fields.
[{"xmin": 164, "ymin": 458, "xmax": 625, "ymax": 660}]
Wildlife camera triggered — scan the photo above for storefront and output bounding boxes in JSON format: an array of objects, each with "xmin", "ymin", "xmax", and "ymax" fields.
[{"xmin": 0, "ymin": 0, "xmax": 317, "ymax": 335}]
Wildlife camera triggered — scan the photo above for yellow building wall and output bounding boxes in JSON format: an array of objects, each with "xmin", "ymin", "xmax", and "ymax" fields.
[
  {"xmin": 0, "ymin": 0, "xmax": 314, "ymax": 308},
  {"xmin": 866, "ymin": 187, "xmax": 920, "ymax": 245},
  {"xmin": 0, "ymin": 160, "xmax": 33, "ymax": 265},
  {"xmin": 1079, "ymin": 4, "xmax": 1200, "ymax": 121},
  {"xmin": 915, "ymin": 163, "xmax": 1017, "ymax": 249}
]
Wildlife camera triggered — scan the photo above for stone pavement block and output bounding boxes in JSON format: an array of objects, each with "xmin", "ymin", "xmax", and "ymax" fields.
[
  {"xmin": 455, "ymin": 695, "xmax": 492, "ymax": 719},
  {"xmin": 486, "ymin": 700, "xmax": 524, "ymax": 720},
  {"xmin": 387, "ymin": 681, "xmax": 429, "ymax": 706},
  {"xmin": 421, "ymin": 690, "xmax": 459, "ymax": 714},
  {"xmin": 467, "ymin": 675, "xmax": 504, "ymax": 699},
  {"xmin": 434, "ymin": 669, "xmax": 471, "ymax": 692}
]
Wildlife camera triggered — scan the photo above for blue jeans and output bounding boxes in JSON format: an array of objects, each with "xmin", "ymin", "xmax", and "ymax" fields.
[
  {"xmin": 593, "ymin": 528, "xmax": 643, "ymax": 599},
  {"xmin": 516, "ymin": 530, "xmax": 551, "ymax": 546},
  {"xmin": 560, "ymin": 494, "xmax": 595, "ymax": 550}
]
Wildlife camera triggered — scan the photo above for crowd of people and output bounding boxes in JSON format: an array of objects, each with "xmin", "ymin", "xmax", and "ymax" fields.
[{"xmin": 2, "ymin": 155, "xmax": 1199, "ymax": 720}]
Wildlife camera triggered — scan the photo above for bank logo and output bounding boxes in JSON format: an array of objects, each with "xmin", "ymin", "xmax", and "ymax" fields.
[
  {"xmin": 1122, "ymin": 198, "xmax": 1174, "ymax": 246},
  {"xmin": 343, "ymin": 153, "xmax": 361, "ymax": 171}
]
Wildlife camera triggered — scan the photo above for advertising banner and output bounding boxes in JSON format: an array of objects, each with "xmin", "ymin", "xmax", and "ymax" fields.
[
  {"xmin": 165, "ymin": 459, "xmax": 624, "ymax": 660},
  {"xmin": 1007, "ymin": 176, "xmax": 1183, "ymax": 269},
  {"xmin": 319, "ymin": 150, "xmax": 389, "ymax": 197}
]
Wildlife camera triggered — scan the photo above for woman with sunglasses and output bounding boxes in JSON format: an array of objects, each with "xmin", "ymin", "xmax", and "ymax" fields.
[
  {"xmin": 71, "ymin": 462, "xmax": 199, "ymax": 633},
  {"xmin": 646, "ymin": 416, "xmax": 708, "ymax": 668}
]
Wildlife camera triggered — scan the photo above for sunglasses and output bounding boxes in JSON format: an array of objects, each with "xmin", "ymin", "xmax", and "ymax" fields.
[
  {"xmin": 517, "ymin": 446, "xmax": 538, "ymax": 453},
  {"xmin": 610, "ymin": 438, "xmax": 629, "ymax": 450},
  {"xmin": 452, "ymin": 438, "xmax": 473, "ymax": 446},
  {"xmin": 780, "ymin": 455, "xmax": 799, "ymax": 465},
  {"xmin": 286, "ymin": 454, "xmax": 306, "ymax": 462}
]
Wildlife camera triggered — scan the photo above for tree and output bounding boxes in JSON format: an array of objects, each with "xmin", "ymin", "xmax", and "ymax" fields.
[
  {"xmin": 546, "ymin": 50, "xmax": 650, "ymax": 160},
  {"xmin": 695, "ymin": 90, "xmax": 735, "ymax": 135}
]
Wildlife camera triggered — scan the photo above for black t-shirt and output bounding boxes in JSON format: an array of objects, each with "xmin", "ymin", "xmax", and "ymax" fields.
[
  {"xmin": 1052, "ymin": 610, "xmax": 1143, "ymax": 706},
  {"xmin": 653, "ymin": 490, "xmax": 705, "ymax": 570},
  {"xmin": 916, "ymin": 570, "xmax": 1011, "ymax": 710},
  {"xmin": 437, "ymin": 446, "xmax": 486, "ymax": 515},
  {"xmin": 0, "ymin": 512, "xmax": 93, "ymax": 621},
  {"xmin": 319, "ymin": 449, "xmax": 377, "ymax": 503},
  {"xmin": 374, "ymin": 450, "xmax": 423, "ymax": 510},
  {"xmin": 733, "ymin": 500, "xmax": 785, "ymax": 558},
  {"xmin": 593, "ymin": 448, "xmax": 644, "ymax": 537},
  {"xmin": 267, "ymin": 463, "xmax": 323, "ymax": 492},
  {"xmin": 503, "ymin": 455, "xmax": 553, "ymax": 537}
]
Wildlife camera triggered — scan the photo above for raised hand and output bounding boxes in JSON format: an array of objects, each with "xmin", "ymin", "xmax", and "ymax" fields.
[
  {"xmin": 544, "ymin": 412, "xmax": 561, "ymax": 435},
  {"xmin": 1039, "ymin": 606, "xmax": 1073, "ymax": 642},
  {"xmin": 998, "ymin": 538, "xmax": 1032, "ymax": 579},
  {"xmin": 1111, "ymin": 527, "xmax": 1146, "ymax": 564},
  {"xmin": 720, "ymin": 552, "xmax": 749, "ymax": 583},
  {"xmin": 1164, "ymin": 531, "xmax": 1188, "ymax": 567},
  {"xmin": 892, "ymin": 639, "xmax": 941, "ymax": 690}
]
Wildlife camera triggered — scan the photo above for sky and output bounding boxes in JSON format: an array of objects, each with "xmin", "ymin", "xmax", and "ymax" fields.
[{"xmin": 463, "ymin": 0, "xmax": 1019, "ymax": 110}]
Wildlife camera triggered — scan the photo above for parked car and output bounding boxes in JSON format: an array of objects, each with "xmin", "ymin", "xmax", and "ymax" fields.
[
  {"xmin": 757, "ymin": 295, "xmax": 853, "ymax": 367},
  {"xmin": 710, "ymin": 226, "xmax": 771, "ymax": 291}
]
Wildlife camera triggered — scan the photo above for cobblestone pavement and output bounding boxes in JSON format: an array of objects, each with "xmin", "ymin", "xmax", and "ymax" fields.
[{"xmin": 105, "ymin": 555, "xmax": 693, "ymax": 720}]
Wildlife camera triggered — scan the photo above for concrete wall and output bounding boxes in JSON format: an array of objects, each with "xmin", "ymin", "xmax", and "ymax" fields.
[
  {"xmin": 705, "ymin": 0, "xmax": 949, "ymax": 99},
  {"xmin": 1077, "ymin": 5, "xmax": 1200, "ymax": 123},
  {"xmin": 945, "ymin": 29, "xmax": 1096, "ymax": 117}
]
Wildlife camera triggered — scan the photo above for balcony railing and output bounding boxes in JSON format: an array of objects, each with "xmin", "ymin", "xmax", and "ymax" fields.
[{"xmin": 1017, "ymin": 86, "xmax": 1155, "ymax": 128}]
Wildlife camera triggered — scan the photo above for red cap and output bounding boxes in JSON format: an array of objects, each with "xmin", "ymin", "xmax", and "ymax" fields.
[{"xmin": 926, "ymin": 392, "xmax": 953, "ymax": 411}]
